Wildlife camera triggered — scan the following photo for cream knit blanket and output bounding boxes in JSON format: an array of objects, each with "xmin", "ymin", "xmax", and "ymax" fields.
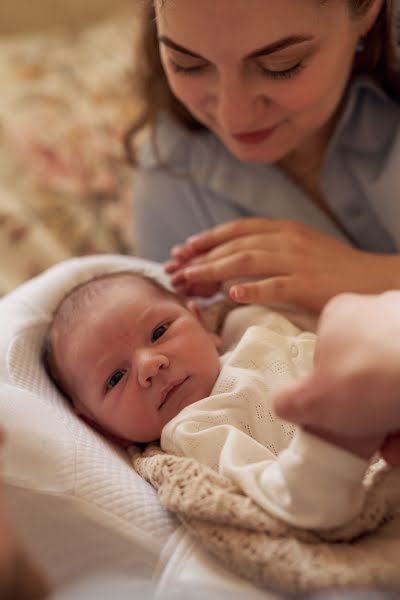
[{"xmin": 130, "ymin": 444, "xmax": 400, "ymax": 594}]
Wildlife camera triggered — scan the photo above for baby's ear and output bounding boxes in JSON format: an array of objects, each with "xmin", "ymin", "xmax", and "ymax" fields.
[
  {"xmin": 187, "ymin": 300, "xmax": 221, "ymax": 349},
  {"xmin": 186, "ymin": 300, "xmax": 203, "ymax": 322}
]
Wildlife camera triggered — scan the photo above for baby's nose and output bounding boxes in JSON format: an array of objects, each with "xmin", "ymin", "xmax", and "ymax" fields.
[{"xmin": 136, "ymin": 350, "xmax": 169, "ymax": 387}]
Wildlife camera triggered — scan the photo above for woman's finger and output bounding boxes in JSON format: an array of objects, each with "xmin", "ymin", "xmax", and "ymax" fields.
[
  {"xmin": 190, "ymin": 233, "xmax": 284, "ymax": 265},
  {"xmin": 170, "ymin": 244, "xmax": 196, "ymax": 262},
  {"xmin": 167, "ymin": 230, "xmax": 287, "ymax": 273},
  {"xmin": 173, "ymin": 281, "xmax": 220, "ymax": 297},
  {"xmin": 186, "ymin": 218, "xmax": 283, "ymax": 254},
  {"xmin": 229, "ymin": 274, "xmax": 319, "ymax": 310},
  {"xmin": 170, "ymin": 251, "xmax": 289, "ymax": 286}
]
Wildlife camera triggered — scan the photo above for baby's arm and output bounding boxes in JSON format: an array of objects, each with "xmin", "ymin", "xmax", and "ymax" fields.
[
  {"xmin": 260, "ymin": 428, "xmax": 369, "ymax": 529},
  {"xmin": 274, "ymin": 292, "xmax": 400, "ymax": 460},
  {"xmin": 162, "ymin": 399, "xmax": 369, "ymax": 530}
]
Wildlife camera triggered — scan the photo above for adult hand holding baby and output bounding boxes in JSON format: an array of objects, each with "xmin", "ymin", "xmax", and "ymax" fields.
[
  {"xmin": 166, "ymin": 219, "xmax": 399, "ymax": 314},
  {"xmin": 273, "ymin": 292, "xmax": 400, "ymax": 461}
]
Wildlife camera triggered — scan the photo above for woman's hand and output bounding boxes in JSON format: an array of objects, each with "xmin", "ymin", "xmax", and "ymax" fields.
[
  {"xmin": 165, "ymin": 219, "xmax": 400, "ymax": 313},
  {"xmin": 273, "ymin": 292, "xmax": 400, "ymax": 460}
]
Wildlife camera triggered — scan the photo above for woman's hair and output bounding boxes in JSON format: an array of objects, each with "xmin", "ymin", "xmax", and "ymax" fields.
[{"xmin": 124, "ymin": 0, "xmax": 400, "ymax": 165}]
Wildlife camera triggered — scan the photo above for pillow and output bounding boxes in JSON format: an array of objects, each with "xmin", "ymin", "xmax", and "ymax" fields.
[
  {"xmin": 0, "ymin": 254, "xmax": 275, "ymax": 597},
  {"xmin": 0, "ymin": 255, "xmax": 179, "ymax": 586},
  {"xmin": 0, "ymin": 8, "xmax": 139, "ymax": 294}
]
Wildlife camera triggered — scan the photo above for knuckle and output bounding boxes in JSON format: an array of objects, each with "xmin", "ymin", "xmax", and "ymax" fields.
[
  {"xmin": 289, "ymin": 231, "xmax": 307, "ymax": 251},
  {"xmin": 231, "ymin": 219, "xmax": 247, "ymax": 236},
  {"xmin": 237, "ymin": 251, "xmax": 255, "ymax": 268},
  {"xmin": 270, "ymin": 277, "xmax": 291, "ymax": 300},
  {"xmin": 283, "ymin": 219, "xmax": 303, "ymax": 235},
  {"xmin": 249, "ymin": 283, "xmax": 263, "ymax": 302},
  {"xmin": 279, "ymin": 221, "xmax": 307, "ymax": 253}
]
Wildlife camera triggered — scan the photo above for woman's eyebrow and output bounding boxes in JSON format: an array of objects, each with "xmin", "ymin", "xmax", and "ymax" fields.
[
  {"xmin": 158, "ymin": 34, "xmax": 313, "ymax": 60},
  {"xmin": 248, "ymin": 35, "xmax": 314, "ymax": 58},
  {"xmin": 158, "ymin": 36, "xmax": 206, "ymax": 59}
]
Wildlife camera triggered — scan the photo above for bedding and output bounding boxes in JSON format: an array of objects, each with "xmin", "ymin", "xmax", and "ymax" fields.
[
  {"xmin": 132, "ymin": 444, "xmax": 400, "ymax": 594},
  {"xmin": 0, "ymin": 8, "xmax": 139, "ymax": 296},
  {"xmin": 0, "ymin": 254, "xmax": 268, "ymax": 596}
]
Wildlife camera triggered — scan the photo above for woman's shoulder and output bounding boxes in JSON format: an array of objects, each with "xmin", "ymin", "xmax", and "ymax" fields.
[{"xmin": 336, "ymin": 75, "xmax": 400, "ymax": 152}]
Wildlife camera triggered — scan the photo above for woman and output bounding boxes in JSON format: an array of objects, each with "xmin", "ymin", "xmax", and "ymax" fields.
[{"xmin": 127, "ymin": 0, "xmax": 400, "ymax": 313}]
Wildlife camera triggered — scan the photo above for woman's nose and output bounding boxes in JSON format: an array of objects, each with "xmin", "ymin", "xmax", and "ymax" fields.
[
  {"xmin": 136, "ymin": 349, "xmax": 169, "ymax": 388},
  {"xmin": 215, "ymin": 75, "xmax": 268, "ymax": 133}
]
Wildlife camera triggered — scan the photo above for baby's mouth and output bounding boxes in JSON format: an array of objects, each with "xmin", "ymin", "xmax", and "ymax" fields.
[{"xmin": 159, "ymin": 377, "xmax": 188, "ymax": 410}]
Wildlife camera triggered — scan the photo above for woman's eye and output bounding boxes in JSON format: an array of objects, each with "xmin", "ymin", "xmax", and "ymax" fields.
[
  {"xmin": 152, "ymin": 324, "xmax": 169, "ymax": 342},
  {"xmin": 259, "ymin": 62, "xmax": 304, "ymax": 80},
  {"xmin": 107, "ymin": 370, "xmax": 126, "ymax": 390},
  {"xmin": 169, "ymin": 60, "xmax": 206, "ymax": 74}
]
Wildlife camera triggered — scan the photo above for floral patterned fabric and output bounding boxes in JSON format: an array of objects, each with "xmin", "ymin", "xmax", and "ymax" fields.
[{"xmin": 0, "ymin": 9, "xmax": 140, "ymax": 296}]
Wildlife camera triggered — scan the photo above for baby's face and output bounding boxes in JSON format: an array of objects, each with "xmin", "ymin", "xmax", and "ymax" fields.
[{"xmin": 56, "ymin": 278, "xmax": 221, "ymax": 442}]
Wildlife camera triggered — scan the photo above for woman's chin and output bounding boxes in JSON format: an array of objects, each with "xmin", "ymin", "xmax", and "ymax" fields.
[{"xmin": 223, "ymin": 137, "xmax": 294, "ymax": 165}]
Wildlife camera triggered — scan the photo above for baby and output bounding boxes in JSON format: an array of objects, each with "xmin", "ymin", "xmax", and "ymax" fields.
[
  {"xmin": 42, "ymin": 271, "xmax": 375, "ymax": 530},
  {"xmin": 42, "ymin": 271, "xmax": 221, "ymax": 444}
]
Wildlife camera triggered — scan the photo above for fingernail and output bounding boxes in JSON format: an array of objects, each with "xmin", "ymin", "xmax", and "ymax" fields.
[
  {"xmin": 230, "ymin": 286, "xmax": 245, "ymax": 301},
  {"xmin": 187, "ymin": 235, "xmax": 203, "ymax": 248},
  {"xmin": 164, "ymin": 261, "xmax": 177, "ymax": 273},
  {"xmin": 187, "ymin": 234, "xmax": 200, "ymax": 243},
  {"xmin": 183, "ymin": 267, "xmax": 199, "ymax": 279},
  {"xmin": 171, "ymin": 245, "xmax": 184, "ymax": 257}
]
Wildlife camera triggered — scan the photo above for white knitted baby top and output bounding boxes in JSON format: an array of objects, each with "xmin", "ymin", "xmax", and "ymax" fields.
[{"xmin": 161, "ymin": 305, "xmax": 368, "ymax": 529}]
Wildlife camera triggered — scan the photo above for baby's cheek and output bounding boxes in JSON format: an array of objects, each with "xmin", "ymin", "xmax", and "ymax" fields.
[{"xmin": 128, "ymin": 405, "xmax": 162, "ymax": 443}]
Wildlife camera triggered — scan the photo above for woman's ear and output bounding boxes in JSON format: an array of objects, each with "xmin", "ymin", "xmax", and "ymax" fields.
[{"xmin": 359, "ymin": 0, "xmax": 384, "ymax": 36}]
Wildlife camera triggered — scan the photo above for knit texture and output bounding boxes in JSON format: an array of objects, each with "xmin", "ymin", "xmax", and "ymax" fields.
[{"xmin": 130, "ymin": 444, "xmax": 400, "ymax": 594}]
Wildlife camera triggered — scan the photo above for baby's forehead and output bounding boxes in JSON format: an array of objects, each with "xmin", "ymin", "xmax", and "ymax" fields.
[{"xmin": 54, "ymin": 273, "xmax": 174, "ymax": 329}]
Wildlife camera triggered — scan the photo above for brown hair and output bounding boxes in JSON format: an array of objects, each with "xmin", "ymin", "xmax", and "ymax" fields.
[{"xmin": 124, "ymin": 0, "xmax": 399, "ymax": 165}]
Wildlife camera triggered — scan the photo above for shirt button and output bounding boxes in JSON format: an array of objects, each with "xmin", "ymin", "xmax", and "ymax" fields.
[{"xmin": 290, "ymin": 344, "xmax": 299, "ymax": 358}]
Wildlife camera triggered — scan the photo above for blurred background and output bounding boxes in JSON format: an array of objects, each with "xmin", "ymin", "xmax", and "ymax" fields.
[{"xmin": 0, "ymin": 0, "xmax": 140, "ymax": 295}]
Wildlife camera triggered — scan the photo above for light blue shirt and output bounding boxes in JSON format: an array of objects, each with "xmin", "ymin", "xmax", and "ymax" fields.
[{"xmin": 134, "ymin": 77, "xmax": 400, "ymax": 262}]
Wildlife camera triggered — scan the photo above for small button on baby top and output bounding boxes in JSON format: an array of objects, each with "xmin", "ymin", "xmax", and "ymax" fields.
[{"xmin": 290, "ymin": 344, "xmax": 299, "ymax": 358}]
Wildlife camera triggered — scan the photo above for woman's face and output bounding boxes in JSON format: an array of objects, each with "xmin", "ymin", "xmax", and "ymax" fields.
[{"xmin": 156, "ymin": 0, "xmax": 377, "ymax": 163}]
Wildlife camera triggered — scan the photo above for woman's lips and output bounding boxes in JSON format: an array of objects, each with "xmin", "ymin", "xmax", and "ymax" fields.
[{"xmin": 232, "ymin": 125, "xmax": 278, "ymax": 145}]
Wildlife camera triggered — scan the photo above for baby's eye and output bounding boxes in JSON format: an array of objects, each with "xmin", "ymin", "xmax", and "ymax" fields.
[
  {"xmin": 107, "ymin": 370, "xmax": 126, "ymax": 390},
  {"xmin": 151, "ymin": 323, "xmax": 169, "ymax": 342}
]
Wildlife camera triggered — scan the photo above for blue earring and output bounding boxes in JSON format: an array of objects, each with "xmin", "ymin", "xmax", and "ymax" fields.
[{"xmin": 356, "ymin": 38, "xmax": 365, "ymax": 53}]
